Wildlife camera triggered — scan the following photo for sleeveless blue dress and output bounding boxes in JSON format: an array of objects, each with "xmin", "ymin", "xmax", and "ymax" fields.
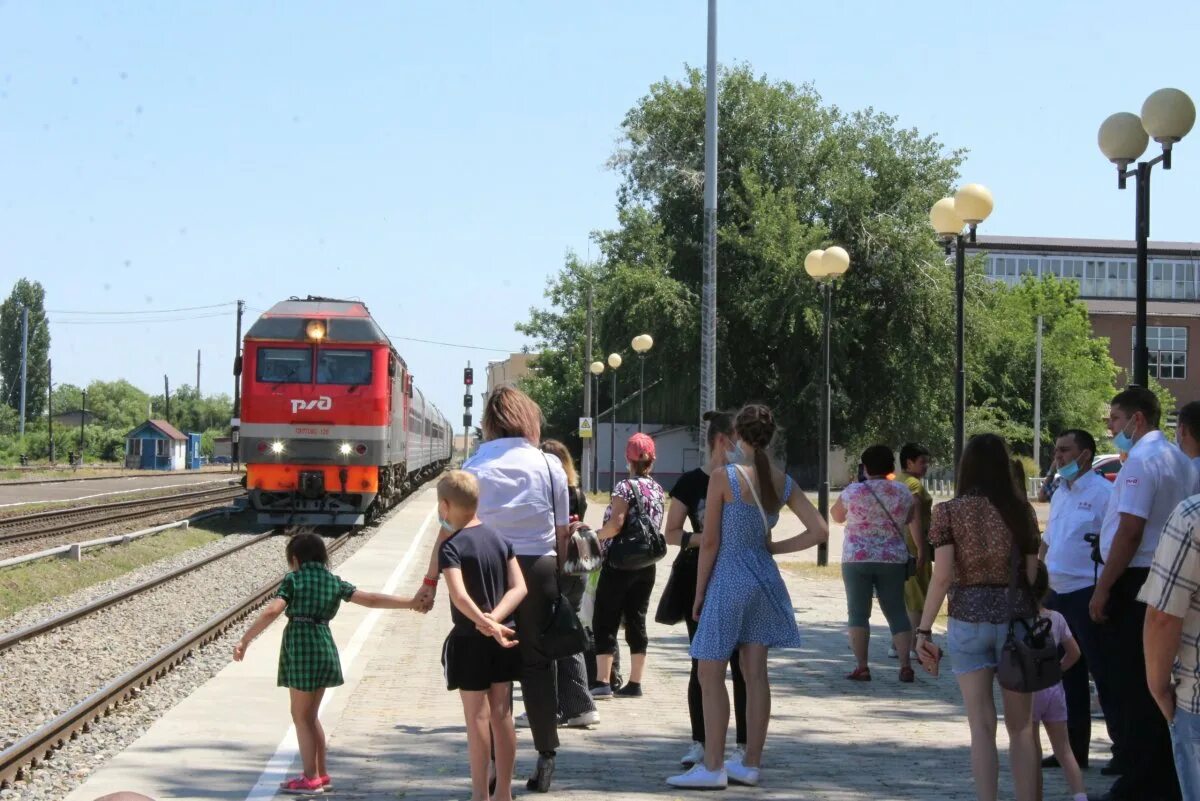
[{"xmin": 690, "ymin": 465, "xmax": 803, "ymax": 659}]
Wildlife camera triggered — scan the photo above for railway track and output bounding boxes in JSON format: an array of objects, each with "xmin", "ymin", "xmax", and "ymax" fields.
[
  {"xmin": 0, "ymin": 485, "xmax": 245, "ymax": 549},
  {"xmin": 0, "ymin": 528, "xmax": 353, "ymax": 787}
]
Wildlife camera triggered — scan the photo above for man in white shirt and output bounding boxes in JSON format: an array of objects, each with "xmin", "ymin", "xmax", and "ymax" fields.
[
  {"xmin": 1040, "ymin": 429, "xmax": 1112, "ymax": 771},
  {"xmin": 1090, "ymin": 387, "xmax": 1196, "ymax": 801},
  {"xmin": 1176, "ymin": 401, "xmax": 1200, "ymax": 487}
]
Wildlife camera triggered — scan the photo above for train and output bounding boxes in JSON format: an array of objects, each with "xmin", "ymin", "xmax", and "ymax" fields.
[{"xmin": 237, "ymin": 296, "xmax": 453, "ymax": 526}]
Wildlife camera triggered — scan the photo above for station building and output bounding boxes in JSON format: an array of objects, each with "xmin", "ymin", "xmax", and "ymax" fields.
[{"xmin": 977, "ymin": 235, "xmax": 1200, "ymax": 401}]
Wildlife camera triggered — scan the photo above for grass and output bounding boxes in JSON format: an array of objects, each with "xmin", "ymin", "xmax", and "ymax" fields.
[{"xmin": 0, "ymin": 513, "xmax": 260, "ymax": 620}]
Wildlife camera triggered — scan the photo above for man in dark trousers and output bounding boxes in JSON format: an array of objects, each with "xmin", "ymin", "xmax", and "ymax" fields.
[
  {"xmin": 1090, "ymin": 387, "xmax": 1197, "ymax": 801},
  {"xmin": 1039, "ymin": 429, "xmax": 1111, "ymax": 770}
]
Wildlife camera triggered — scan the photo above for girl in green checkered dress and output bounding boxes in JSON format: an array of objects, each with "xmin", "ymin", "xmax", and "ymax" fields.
[{"xmin": 235, "ymin": 533, "xmax": 420, "ymax": 795}]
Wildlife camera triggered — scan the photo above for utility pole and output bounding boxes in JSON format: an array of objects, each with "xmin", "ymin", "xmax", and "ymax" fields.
[
  {"xmin": 583, "ymin": 287, "xmax": 594, "ymax": 493},
  {"xmin": 1033, "ymin": 315, "xmax": 1044, "ymax": 479},
  {"xmin": 197, "ymin": 349, "xmax": 201, "ymax": 397},
  {"xmin": 699, "ymin": 0, "xmax": 719, "ymax": 455},
  {"xmin": 79, "ymin": 389, "xmax": 86, "ymax": 464},
  {"xmin": 164, "ymin": 375, "xmax": 170, "ymax": 424},
  {"xmin": 47, "ymin": 359, "xmax": 54, "ymax": 463},
  {"xmin": 18, "ymin": 306, "xmax": 28, "ymax": 438},
  {"xmin": 232, "ymin": 299, "xmax": 245, "ymax": 470}
]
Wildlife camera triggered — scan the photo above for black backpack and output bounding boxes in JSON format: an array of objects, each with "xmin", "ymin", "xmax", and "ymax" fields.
[{"xmin": 606, "ymin": 478, "xmax": 667, "ymax": 570}]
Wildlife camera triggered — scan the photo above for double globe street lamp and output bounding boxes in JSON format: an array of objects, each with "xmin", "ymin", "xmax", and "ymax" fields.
[
  {"xmin": 631, "ymin": 334, "xmax": 654, "ymax": 433},
  {"xmin": 805, "ymin": 245, "xmax": 851, "ymax": 567},
  {"xmin": 606, "ymin": 352, "xmax": 623, "ymax": 491},
  {"xmin": 1097, "ymin": 87, "xmax": 1195, "ymax": 387},
  {"xmin": 589, "ymin": 359, "xmax": 605, "ymax": 490},
  {"xmin": 930, "ymin": 183, "xmax": 994, "ymax": 469}
]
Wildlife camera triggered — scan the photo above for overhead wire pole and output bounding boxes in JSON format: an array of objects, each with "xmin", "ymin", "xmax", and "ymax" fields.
[
  {"xmin": 699, "ymin": 0, "xmax": 718, "ymax": 450},
  {"xmin": 232, "ymin": 299, "xmax": 244, "ymax": 472},
  {"xmin": 47, "ymin": 359, "xmax": 55, "ymax": 463},
  {"xmin": 18, "ymin": 306, "xmax": 28, "ymax": 438},
  {"xmin": 583, "ymin": 287, "xmax": 594, "ymax": 493}
]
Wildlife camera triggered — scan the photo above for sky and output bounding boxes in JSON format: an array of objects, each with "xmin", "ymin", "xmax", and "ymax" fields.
[{"xmin": 1, "ymin": 0, "xmax": 1197, "ymax": 426}]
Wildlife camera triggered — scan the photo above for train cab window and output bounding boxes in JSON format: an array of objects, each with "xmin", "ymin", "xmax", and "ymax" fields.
[
  {"xmin": 257, "ymin": 347, "xmax": 312, "ymax": 383},
  {"xmin": 317, "ymin": 350, "xmax": 372, "ymax": 385}
]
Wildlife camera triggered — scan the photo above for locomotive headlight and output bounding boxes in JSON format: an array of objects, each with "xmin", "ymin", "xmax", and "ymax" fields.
[
  {"xmin": 270, "ymin": 441, "xmax": 285, "ymax": 455},
  {"xmin": 338, "ymin": 443, "xmax": 353, "ymax": 456},
  {"xmin": 305, "ymin": 320, "xmax": 326, "ymax": 341}
]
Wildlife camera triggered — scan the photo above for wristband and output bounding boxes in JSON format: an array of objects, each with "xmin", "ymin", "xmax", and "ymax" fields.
[
  {"xmin": 915, "ymin": 628, "xmax": 933, "ymax": 637},
  {"xmin": 422, "ymin": 576, "xmax": 439, "ymax": 588}
]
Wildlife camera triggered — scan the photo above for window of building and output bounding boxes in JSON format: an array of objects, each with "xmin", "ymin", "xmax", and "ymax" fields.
[
  {"xmin": 129, "ymin": 439, "xmax": 141, "ymax": 456},
  {"xmin": 1149, "ymin": 261, "xmax": 1198, "ymax": 300},
  {"xmin": 156, "ymin": 439, "xmax": 169, "ymax": 457},
  {"xmin": 1133, "ymin": 326, "xmax": 1188, "ymax": 380}
]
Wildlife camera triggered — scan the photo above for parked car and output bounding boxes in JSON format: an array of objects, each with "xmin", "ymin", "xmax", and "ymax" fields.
[{"xmin": 1092, "ymin": 453, "xmax": 1123, "ymax": 482}]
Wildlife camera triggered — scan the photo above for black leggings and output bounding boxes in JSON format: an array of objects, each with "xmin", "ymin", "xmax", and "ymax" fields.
[
  {"xmin": 514, "ymin": 555, "xmax": 560, "ymax": 754},
  {"xmin": 592, "ymin": 562, "xmax": 655, "ymax": 655}
]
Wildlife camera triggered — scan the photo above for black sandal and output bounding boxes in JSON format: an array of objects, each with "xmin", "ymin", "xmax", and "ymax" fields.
[{"xmin": 526, "ymin": 754, "xmax": 555, "ymax": 793}]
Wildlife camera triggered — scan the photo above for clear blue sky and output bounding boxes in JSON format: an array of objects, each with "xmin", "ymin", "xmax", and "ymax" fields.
[{"xmin": 1, "ymin": 1, "xmax": 1196, "ymax": 424}]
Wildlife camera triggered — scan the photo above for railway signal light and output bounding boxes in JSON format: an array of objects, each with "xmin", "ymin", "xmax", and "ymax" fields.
[
  {"xmin": 464, "ymin": 367, "xmax": 473, "ymax": 386},
  {"xmin": 463, "ymin": 413, "xmax": 472, "ymax": 428},
  {"xmin": 464, "ymin": 393, "xmax": 473, "ymax": 408}
]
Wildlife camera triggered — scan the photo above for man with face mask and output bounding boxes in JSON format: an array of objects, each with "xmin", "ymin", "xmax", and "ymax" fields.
[
  {"xmin": 1176, "ymin": 401, "xmax": 1200, "ymax": 487},
  {"xmin": 1090, "ymin": 387, "xmax": 1196, "ymax": 801},
  {"xmin": 1039, "ymin": 429, "xmax": 1111, "ymax": 771}
]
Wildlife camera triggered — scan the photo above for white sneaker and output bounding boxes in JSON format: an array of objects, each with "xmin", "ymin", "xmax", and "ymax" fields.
[
  {"xmin": 730, "ymin": 745, "xmax": 746, "ymax": 763},
  {"xmin": 515, "ymin": 711, "xmax": 530, "ymax": 728},
  {"xmin": 888, "ymin": 644, "xmax": 898, "ymax": 658},
  {"xmin": 666, "ymin": 764, "xmax": 727, "ymax": 789},
  {"xmin": 680, "ymin": 741, "xmax": 705, "ymax": 767},
  {"xmin": 563, "ymin": 709, "xmax": 599, "ymax": 728},
  {"xmin": 725, "ymin": 755, "xmax": 760, "ymax": 787}
]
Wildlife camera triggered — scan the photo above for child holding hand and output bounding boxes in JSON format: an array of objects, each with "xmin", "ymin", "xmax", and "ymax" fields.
[
  {"xmin": 436, "ymin": 470, "xmax": 527, "ymax": 801},
  {"xmin": 234, "ymin": 533, "xmax": 420, "ymax": 795}
]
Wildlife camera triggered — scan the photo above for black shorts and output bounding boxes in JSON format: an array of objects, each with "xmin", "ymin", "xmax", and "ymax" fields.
[{"xmin": 442, "ymin": 631, "xmax": 523, "ymax": 692}]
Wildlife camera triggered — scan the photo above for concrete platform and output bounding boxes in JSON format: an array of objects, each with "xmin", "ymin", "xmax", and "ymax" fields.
[
  {"xmin": 0, "ymin": 474, "xmax": 242, "ymax": 509},
  {"xmin": 62, "ymin": 483, "xmax": 1105, "ymax": 801}
]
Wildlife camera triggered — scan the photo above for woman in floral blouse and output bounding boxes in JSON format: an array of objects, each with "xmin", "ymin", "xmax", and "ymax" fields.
[{"xmin": 832, "ymin": 444, "xmax": 917, "ymax": 683}]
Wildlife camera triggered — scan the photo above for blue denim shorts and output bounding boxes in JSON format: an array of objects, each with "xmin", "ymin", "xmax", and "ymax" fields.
[{"xmin": 946, "ymin": 617, "xmax": 1020, "ymax": 676}]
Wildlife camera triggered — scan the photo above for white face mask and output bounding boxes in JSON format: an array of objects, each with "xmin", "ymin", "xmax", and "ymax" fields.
[{"xmin": 726, "ymin": 441, "xmax": 746, "ymax": 464}]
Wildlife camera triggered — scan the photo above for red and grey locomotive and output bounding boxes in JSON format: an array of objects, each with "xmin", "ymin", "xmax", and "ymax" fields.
[{"xmin": 238, "ymin": 296, "xmax": 452, "ymax": 526}]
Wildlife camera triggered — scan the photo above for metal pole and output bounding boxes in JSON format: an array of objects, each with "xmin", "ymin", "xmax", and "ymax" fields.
[
  {"xmin": 1133, "ymin": 162, "xmax": 1151, "ymax": 387},
  {"xmin": 699, "ymin": 0, "xmax": 718, "ymax": 456},
  {"xmin": 817, "ymin": 282, "xmax": 831, "ymax": 567},
  {"xmin": 79, "ymin": 389, "xmax": 86, "ymax": 462},
  {"xmin": 583, "ymin": 288, "xmax": 593, "ymax": 493},
  {"xmin": 638, "ymin": 355, "xmax": 645, "ymax": 433},
  {"xmin": 18, "ymin": 306, "xmax": 28, "ymax": 438},
  {"xmin": 47, "ymin": 358, "xmax": 54, "ymax": 463},
  {"xmin": 1033, "ymin": 315, "xmax": 1043, "ymax": 474},
  {"xmin": 954, "ymin": 234, "xmax": 966, "ymax": 470},
  {"xmin": 197, "ymin": 349, "xmax": 202, "ymax": 397},
  {"xmin": 593, "ymin": 375, "xmax": 600, "ymax": 492},
  {"xmin": 610, "ymin": 370, "xmax": 618, "ymax": 493},
  {"xmin": 164, "ymin": 375, "xmax": 170, "ymax": 425},
  {"xmin": 232, "ymin": 299, "xmax": 244, "ymax": 470}
]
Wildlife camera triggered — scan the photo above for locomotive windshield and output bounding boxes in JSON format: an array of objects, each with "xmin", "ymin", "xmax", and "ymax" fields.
[
  {"xmin": 317, "ymin": 350, "xmax": 372, "ymax": 385},
  {"xmin": 257, "ymin": 347, "xmax": 312, "ymax": 383}
]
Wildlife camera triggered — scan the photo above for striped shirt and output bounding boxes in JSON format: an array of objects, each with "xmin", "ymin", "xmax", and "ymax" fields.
[{"xmin": 1138, "ymin": 494, "xmax": 1200, "ymax": 714}]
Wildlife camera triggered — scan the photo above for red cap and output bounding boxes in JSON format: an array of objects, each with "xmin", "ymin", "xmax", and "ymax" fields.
[{"xmin": 625, "ymin": 432, "xmax": 656, "ymax": 462}]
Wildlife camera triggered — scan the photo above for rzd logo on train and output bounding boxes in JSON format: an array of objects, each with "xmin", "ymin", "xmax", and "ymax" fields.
[{"xmin": 290, "ymin": 396, "xmax": 333, "ymax": 413}]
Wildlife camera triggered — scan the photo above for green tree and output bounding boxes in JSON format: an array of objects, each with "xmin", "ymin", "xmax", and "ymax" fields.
[
  {"xmin": 522, "ymin": 64, "xmax": 964, "ymax": 464},
  {"xmin": 0, "ymin": 279, "xmax": 51, "ymax": 421}
]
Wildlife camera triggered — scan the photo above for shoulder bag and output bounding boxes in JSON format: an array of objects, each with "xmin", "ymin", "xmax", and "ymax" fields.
[
  {"xmin": 864, "ymin": 482, "xmax": 918, "ymax": 578},
  {"xmin": 538, "ymin": 455, "xmax": 589, "ymax": 658},
  {"xmin": 996, "ymin": 540, "xmax": 1061, "ymax": 693},
  {"xmin": 606, "ymin": 478, "xmax": 668, "ymax": 570}
]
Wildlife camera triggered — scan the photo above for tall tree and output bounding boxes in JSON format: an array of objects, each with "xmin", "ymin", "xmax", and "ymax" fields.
[{"xmin": 0, "ymin": 279, "xmax": 51, "ymax": 421}]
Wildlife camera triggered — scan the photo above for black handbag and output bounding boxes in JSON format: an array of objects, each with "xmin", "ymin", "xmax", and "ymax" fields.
[
  {"xmin": 540, "ymin": 593, "xmax": 589, "ymax": 659},
  {"xmin": 606, "ymin": 478, "xmax": 668, "ymax": 570},
  {"xmin": 654, "ymin": 547, "xmax": 698, "ymax": 625},
  {"xmin": 535, "ymin": 454, "xmax": 588, "ymax": 658},
  {"xmin": 997, "ymin": 542, "xmax": 1062, "ymax": 693}
]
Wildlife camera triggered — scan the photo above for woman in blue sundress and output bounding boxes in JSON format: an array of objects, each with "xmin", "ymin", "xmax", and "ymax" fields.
[{"xmin": 667, "ymin": 404, "xmax": 829, "ymax": 791}]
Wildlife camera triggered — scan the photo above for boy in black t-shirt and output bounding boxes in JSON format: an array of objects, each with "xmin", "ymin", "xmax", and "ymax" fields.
[{"xmin": 436, "ymin": 470, "xmax": 527, "ymax": 801}]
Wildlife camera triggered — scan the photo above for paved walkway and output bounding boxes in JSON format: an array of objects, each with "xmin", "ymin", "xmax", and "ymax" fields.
[{"xmin": 63, "ymin": 488, "xmax": 1105, "ymax": 801}]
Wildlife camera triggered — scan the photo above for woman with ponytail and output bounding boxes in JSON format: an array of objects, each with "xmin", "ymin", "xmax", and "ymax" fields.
[{"xmin": 667, "ymin": 404, "xmax": 829, "ymax": 790}]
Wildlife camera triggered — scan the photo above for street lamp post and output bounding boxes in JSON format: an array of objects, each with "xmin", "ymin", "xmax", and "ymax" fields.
[
  {"xmin": 590, "ymin": 360, "xmax": 604, "ymax": 492},
  {"xmin": 930, "ymin": 184, "xmax": 994, "ymax": 470},
  {"xmin": 805, "ymin": 246, "xmax": 851, "ymax": 567},
  {"xmin": 1098, "ymin": 88, "xmax": 1194, "ymax": 387},
  {"xmin": 631, "ymin": 334, "xmax": 654, "ymax": 433},
  {"xmin": 607, "ymin": 353, "xmax": 622, "ymax": 492}
]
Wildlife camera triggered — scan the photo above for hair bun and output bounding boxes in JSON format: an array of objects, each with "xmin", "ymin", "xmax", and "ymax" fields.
[{"xmin": 735, "ymin": 403, "xmax": 776, "ymax": 448}]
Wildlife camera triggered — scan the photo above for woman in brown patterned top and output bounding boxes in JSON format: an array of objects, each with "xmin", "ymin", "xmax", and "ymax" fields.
[{"xmin": 915, "ymin": 434, "xmax": 1041, "ymax": 801}]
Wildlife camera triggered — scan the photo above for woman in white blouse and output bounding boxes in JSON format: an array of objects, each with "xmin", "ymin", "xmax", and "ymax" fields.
[{"xmin": 416, "ymin": 386, "xmax": 569, "ymax": 794}]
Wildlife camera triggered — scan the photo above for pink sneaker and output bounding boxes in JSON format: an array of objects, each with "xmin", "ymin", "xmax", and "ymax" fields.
[
  {"xmin": 280, "ymin": 776, "xmax": 325, "ymax": 794},
  {"xmin": 320, "ymin": 776, "xmax": 333, "ymax": 790}
]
